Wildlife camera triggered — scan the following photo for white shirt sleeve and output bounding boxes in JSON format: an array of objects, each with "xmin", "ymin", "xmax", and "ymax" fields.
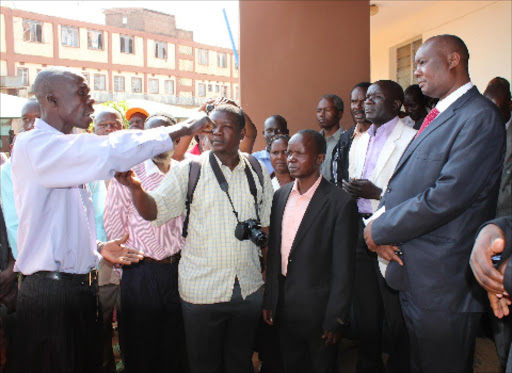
[{"xmin": 16, "ymin": 124, "xmax": 174, "ymax": 188}]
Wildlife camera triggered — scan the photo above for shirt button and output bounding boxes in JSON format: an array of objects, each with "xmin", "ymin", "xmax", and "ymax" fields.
[{"xmin": 387, "ymin": 188, "xmax": 391, "ymax": 193}]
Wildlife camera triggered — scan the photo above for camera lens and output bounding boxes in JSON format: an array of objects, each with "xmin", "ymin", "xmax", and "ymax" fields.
[{"xmin": 250, "ymin": 228, "xmax": 269, "ymax": 247}]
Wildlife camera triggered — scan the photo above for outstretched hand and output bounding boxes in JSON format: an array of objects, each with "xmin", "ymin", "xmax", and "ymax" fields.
[
  {"xmin": 342, "ymin": 178, "xmax": 382, "ymax": 200},
  {"xmin": 99, "ymin": 233, "xmax": 144, "ymax": 265}
]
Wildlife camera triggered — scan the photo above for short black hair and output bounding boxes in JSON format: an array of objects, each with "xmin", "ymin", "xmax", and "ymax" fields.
[
  {"xmin": 352, "ymin": 82, "xmax": 372, "ymax": 92},
  {"xmin": 267, "ymin": 134, "xmax": 291, "ymax": 153},
  {"xmin": 374, "ymin": 80, "xmax": 405, "ymax": 106},
  {"xmin": 296, "ymin": 129, "xmax": 326, "ymax": 155},
  {"xmin": 321, "ymin": 94, "xmax": 344, "ymax": 112},
  {"xmin": 484, "ymin": 77, "xmax": 511, "ymax": 101},
  {"xmin": 404, "ymin": 84, "xmax": 428, "ymax": 104},
  {"xmin": 266, "ymin": 114, "xmax": 288, "ymax": 130},
  {"xmin": 212, "ymin": 104, "xmax": 245, "ymax": 130}
]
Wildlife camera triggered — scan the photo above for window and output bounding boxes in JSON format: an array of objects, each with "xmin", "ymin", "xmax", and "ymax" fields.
[
  {"xmin": 198, "ymin": 83, "xmax": 206, "ymax": 97},
  {"xmin": 222, "ymin": 86, "xmax": 228, "ymax": 97},
  {"xmin": 82, "ymin": 72, "xmax": 90, "ymax": 85},
  {"xmin": 198, "ymin": 49, "xmax": 208, "ymax": 65},
  {"xmin": 122, "ymin": 17, "xmax": 128, "ymax": 25},
  {"xmin": 61, "ymin": 26, "xmax": 79, "ymax": 47},
  {"xmin": 155, "ymin": 41, "xmax": 167, "ymax": 59},
  {"xmin": 17, "ymin": 68, "xmax": 29, "ymax": 86},
  {"xmin": 114, "ymin": 76, "xmax": 125, "ymax": 92},
  {"xmin": 215, "ymin": 85, "xmax": 219, "ymax": 93},
  {"xmin": 87, "ymin": 30, "xmax": 103, "ymax": 50},
  {"xmin": 23, "ymin": 19, "xmax": 42, "ymax": 43},
  {"xmin": 164, "ymin": 80, "xmax": 174, "ymax": 95},
  {"xmin": 148, "ymin": 79, "xmax": 159, "ymax": 94},
  {"xmin": 94, "ymin": 74, "xmax": 106, "ymax": 91},
  {"xmin": 131, "ymin": 77, "xmax": 142, "ymax": 93},
  {"xmin": 208, "ymin": 84, "xmax": 212, "ymax": 92},
  {"xmin": 120, "ymin": 35, "xmax": 134, "ymax": 54},
  {"xmin": 217, "ymin": 53, "xmax": 227, "ymax": 68},
  {"xmin": 396, "ymin": 38, "xmax": 422, "ymax": 90}
]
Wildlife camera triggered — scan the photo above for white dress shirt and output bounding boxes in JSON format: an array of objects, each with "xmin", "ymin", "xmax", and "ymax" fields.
[{"xmin": 12, "ymin": 118, "xmax": 175, "ymax": 275}]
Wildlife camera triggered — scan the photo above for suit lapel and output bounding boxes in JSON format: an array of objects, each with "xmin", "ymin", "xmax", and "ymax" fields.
[
  {"xmin": 288, "ymin": 178, "xmax": 329, "ymax": 258},
  {"xmin": 393, "ymin": 86, "xmax": 479, "ymax": 174},
  {"xmin": 371, "ymin": 119, "xmax": 402, "ymax": 182}
]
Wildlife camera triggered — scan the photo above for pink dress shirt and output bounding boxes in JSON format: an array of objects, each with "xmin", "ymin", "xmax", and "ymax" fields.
[
  {"xmin": 104, "ymin": 159, "xmax": 185, "ymax": 264},
  {"xmin": 280, "ymin": 176, "xmax": 323, "ymax": 275}
]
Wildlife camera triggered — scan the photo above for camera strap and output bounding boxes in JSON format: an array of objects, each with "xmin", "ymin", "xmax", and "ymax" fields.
[{"xmin": 208, "ymin": 151, "xmax": 261, "ymax": 223}]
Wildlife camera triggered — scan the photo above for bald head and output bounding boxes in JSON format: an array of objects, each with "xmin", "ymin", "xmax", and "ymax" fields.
[
  {"xmin": 33, "ymin": 67, "xmax": 83, "ymax": 103},
  {"xmin": 484, "ymin": 77, "xmax": 511, "ymax": 124},
  {"xmin": 94, "ymin": 108, "xmax": 123, "ymax": 136},
  {"xmin": 425, "ymin": 35, "xmax": 469, "ymax": 71},
  {"xmin": 21, "ymin": 99, "xmax": 41, "ymax": 131}
]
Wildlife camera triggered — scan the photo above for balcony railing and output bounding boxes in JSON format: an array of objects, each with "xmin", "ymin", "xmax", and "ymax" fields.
[{"xmin": 91, "ymin": 91, "xmax": 208, "ymax": 107}]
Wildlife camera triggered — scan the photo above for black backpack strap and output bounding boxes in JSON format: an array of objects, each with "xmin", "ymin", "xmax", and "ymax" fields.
[
  {"xmin": 182, "ymin": 159, "xmax": 202, "ymax": 238},
  {"xmin": 244, "ymin": 154, "xmax": 264, "ymax": 188}
]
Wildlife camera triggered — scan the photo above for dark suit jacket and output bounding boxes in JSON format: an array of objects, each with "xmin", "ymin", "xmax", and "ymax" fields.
[
  {"xmin": 372, "ymin": 86, "xmax": 505, "ymax": 313},
  {"xmin": 263, "ymin": 178, "xmax": 358, "ymax": 337},
  {"xmin": 330, "ymin": 125, "xmax": 355, "ymax": 186}
]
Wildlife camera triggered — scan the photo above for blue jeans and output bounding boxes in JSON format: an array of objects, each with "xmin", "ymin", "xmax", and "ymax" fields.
[{"xmin": 181, "ymin": 280, "xmax": 263, "ymax": 373}]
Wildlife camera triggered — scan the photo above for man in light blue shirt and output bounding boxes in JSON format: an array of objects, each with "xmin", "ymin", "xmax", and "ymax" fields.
[{"xmin": 252, "ymin": 115, "xmax": 289, "ymax": 174}]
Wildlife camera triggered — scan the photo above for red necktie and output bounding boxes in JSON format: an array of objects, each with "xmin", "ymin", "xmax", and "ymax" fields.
[{"xmin": 415, "ymin": 108, "xmax": 440, "ymax": 138}]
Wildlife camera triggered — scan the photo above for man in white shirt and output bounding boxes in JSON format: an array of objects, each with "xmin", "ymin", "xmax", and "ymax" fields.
[{"xmin": 12, "ymin": 67, "xmax": 211, "ymax": 373}]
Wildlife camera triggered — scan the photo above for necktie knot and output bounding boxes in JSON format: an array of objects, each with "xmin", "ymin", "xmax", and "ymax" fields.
[{"xmin": 415, "ymin": 108, "xmax": 440, "ymax": 138}]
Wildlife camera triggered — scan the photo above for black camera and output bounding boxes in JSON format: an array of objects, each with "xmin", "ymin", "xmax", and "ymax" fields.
[
  {"xmin": 235, "ymin": 219, "xmax": 269, "ymax": 247},
  {"xmin": 206, "ymin": 104, "xmax": 215, "ymax": 115}
]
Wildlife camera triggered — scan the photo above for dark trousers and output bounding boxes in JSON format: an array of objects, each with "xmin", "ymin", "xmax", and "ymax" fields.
[
  {"xmin": 254, "ymin": 317, "xmax": 284, "ymax": 373},
  {"xmin": 277, "ymin": 276, "xmax": 337, "ymax": 373},
  {"xmin": 353, "ymin": 218, "xmax": 409, "ymax": 373},
  {"xmin": 399, "ymin": 291, "xmax": 481, "ymax": 373},
  {"xmin": 98, "ymin": 284, "xmax": 122, "ymax": 373},
  {"xmin": 181, "ymin": 280, "xmax": 263, "ymax": 373},
  {"xmin": 121, "ymin": 260, "xmax": 187, "ymax": 373},
  {"xmin": 16, "ymin": 274, "xmax": 101, "ymax": 373}
]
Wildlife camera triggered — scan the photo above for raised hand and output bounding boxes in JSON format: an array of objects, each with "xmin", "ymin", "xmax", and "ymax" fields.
[{"xmin": 99, "ymin": 233, "xmax": 144, "ymax": 265}]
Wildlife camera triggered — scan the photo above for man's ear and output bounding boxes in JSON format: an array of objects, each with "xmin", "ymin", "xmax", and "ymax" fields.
[
  {"xmin": 317, "ymin": 153, "xmax": 326, "ymax": 165},
  {"xmin": 46, "ymin": 93, "xmax": 57, "ymax": 106},
  {"xmin": 240, "ymin": 127, "xmax": 246, "ymax": 141},
  {"xmin": 448, "ymin": 52, "xmax": 460, "ymax": 70},
  {"xmin": 393, "ymin": 100, "xmax": 402, "ymax": 113}
]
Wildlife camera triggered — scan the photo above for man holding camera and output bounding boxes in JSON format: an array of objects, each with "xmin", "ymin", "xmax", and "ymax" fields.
[
  {"xmin": 263, "ymin": 130, "xmax": 358, "ymax": 373},
  {"xmin": 115, "ymin": 104, "xmax": 273, "ymax": 373}
]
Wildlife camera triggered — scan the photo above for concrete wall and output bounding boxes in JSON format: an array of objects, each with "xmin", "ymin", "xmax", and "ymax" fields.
[
  {"xmin": 240, "ymin": 1, "xmax": 370, "ymax": 151},
  {"xmin": 0, "ymin": 14, "xmax": 5, "ymax": 53},
  {"xmin": 371, "ymin": 1, "xmax": 512, "ymax": 92}
]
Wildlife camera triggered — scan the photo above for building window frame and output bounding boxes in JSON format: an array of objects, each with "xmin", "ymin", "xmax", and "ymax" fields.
[
  {"xmin": 217, "ymin": 52, "xmax": 227, "ymax": 68},
  {"xmin": 87, "ymin": 30, "xmax": 104, "ymax": 50},
  {"xmin": 198, "ymin": 49, "xmax": 209, "ymax": 65},
  {"xmin": 120, "ymin": 35, "xmax": 134, "ymax": 54},
  {"xmin": 164, "ymin": 80, "xmax": 175, "ymax": 95},
  {"xmin": 82, "ymin": 72, "xmax": 90, "ymax": 85},
  {"xmin": 23, "ymin": 19, "xmax": 43, "ymax": 43},
  {"xmin": 17, "ymin": 67, "xmax": 29, "ymax": 86},
  {"xmin": 131, "ymin": 77, "xmax": 142, "ymax": 93},
  {"xmin": 148, "ymin": 78, "xmax": 159, "ymax": 94},
  {"xmin": 61, "ymin": 25, "xmax": 79, "ymax": 48},
  {"xmin": 155, "ymin": 41, "xmax": 167, "ymax": 60},
  {"xmin": 114, "ymin": 76, "xmax": 125, "ymax": 92},
  {"xmin": 94, "ymin": 74, "xmax": 106, "ymax": 91},
  {"xmin": 396, "ymin": 38, "xmax": 422, "ymax": 90},
  {"xmin": 198, "ymin": 83, "xmax": 206, "ymax": 97}
]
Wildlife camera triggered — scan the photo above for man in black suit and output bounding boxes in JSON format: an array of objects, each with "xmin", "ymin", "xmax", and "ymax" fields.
[
  {"xmin": 364, "ymin": 34, "xmax": 505, "ymax": 372},
  {"xmin": 263, "ymin": 129, "xmax": 358, "ymax": 373}
]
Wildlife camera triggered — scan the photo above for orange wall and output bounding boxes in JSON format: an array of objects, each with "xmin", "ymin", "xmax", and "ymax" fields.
[{"xmin": 240, "ymin": 1, "xmax": 370, "ymax": 151}]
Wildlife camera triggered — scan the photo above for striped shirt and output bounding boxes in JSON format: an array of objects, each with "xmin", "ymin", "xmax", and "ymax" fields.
[
  {"xmin": 149, "ymin": 151, "xmax": 273, "ymax": 304},
  {"xmin": 104, "ymin": 159, "xmax": 185, "ymax": 267}
]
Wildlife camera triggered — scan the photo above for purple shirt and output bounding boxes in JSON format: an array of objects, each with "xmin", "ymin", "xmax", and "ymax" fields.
[{"xmin": 358, "ymin": 116, "xmax": 399, "ymax": 213}]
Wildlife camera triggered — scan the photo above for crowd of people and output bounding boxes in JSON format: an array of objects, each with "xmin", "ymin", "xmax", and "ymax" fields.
[{"xmin": 0, "ymin": 33, "xmax": 511, "ymax": 373}]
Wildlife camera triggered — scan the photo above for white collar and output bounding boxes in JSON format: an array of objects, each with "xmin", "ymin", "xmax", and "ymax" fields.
[
  {"xmin": 144, "ymin": 158, "xmax": 174, "ymax": 176},
  {"xmin": 435, "ymin": 82, "xmax": 474, "ymax": 114}
]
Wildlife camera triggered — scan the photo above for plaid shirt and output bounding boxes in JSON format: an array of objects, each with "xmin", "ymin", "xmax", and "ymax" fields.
[{"xmin": 150, "ymin": 151, "xmax": 273, "ymax": 304}]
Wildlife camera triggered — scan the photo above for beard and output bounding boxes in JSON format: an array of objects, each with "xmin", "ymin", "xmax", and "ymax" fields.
[{"xmin": 152, "ymin": 149, "xmax": 174, "ymax": 164}]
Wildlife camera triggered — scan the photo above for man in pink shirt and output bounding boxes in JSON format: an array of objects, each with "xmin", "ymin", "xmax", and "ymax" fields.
[
  {"xmin": 263, "ymin": 129, "xmax": 358, "ymax": 373},
  {"xmin": 104, "ymin": 112, "xmax": 187, "ymax": 373}
]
